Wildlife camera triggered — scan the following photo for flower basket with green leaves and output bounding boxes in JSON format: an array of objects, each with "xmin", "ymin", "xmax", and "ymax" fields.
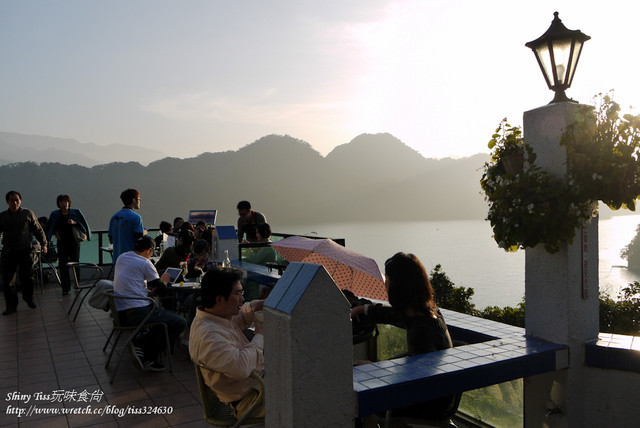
[
  {"xmin": 561, "ymin": 93, "xmax": 640, "ymax": 210},
  {"xmin": 481, "ymin": 119, "xmax": 597, "ymax": 253},
  {"xmin": 482, "ymin": 93, "xmax": 640, "ymax": 253}
]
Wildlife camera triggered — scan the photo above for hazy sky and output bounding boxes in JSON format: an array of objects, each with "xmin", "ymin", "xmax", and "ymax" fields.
[{"xmin": 1, "ymin": 1, "xmax": 638, "ymax": 159}]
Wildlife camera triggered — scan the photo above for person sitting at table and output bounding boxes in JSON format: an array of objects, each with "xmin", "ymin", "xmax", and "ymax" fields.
[
  {"xmin": 172, "ymin": 217, "xmax": 184, "ymax": 234},
  {"xmin": 189, "ymin": 267, "xmax": 265, "ymax": 420},
  {"xmin": 186, "ymin": 239, "xmax": 215, "ymax": 279},
  {"xmin": 200, "ymin": 227, "xmax": 214, "ymax": 249},
  {"xmin": 113, "ymin": 236, "xmax": 187, "ymax": 371},
  {"xmin": 154, "ymin": 229, "xmax": 195, "ymax": 274},
  {"xmin": 350, "ymin": 252, "xmax": 457, "ymax": 421},
  {"xmin": 243, "ymin": 223, "xmax": 277, "ymax": 266},
  {"xmin": 155, "ymin": 220, "xmax": 172, "ymax": 250},
  {"xmin": 194, "ymin": 221, "xmax": 207, "ymax": 240},
  {"xmin": 181, "ymin": 221, "xmax": 195, "ymax": 232}
]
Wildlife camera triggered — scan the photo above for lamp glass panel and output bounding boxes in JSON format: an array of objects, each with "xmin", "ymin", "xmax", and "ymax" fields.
[
  {"xmin": 566, "ymin": 40, "xmax": 583, "ymax": 86},
  {"xmin": 535, "ymin": 43, "xmax": 553, "ymax": 88},
  {"xmin": 551, "ymin": 39, "xmax": 572, "ymax": 85}
]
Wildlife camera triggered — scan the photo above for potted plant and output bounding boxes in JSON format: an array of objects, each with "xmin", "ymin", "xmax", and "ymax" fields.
[
  {"xmin": 488, "ymin": 120, "xmax": 526, "ymax": 175},
  {"xmin": 481, "ymin": 120, "xmax": 597, "ymax": 253},
  {"xmin": 562, "ymin": 92, "xmax": 640, "ymax": 210}
]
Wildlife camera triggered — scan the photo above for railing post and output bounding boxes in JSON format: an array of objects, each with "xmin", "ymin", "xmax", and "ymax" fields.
[{"xmin": 263, "ymin": 262, "xmax": 354, "ymax": 427}]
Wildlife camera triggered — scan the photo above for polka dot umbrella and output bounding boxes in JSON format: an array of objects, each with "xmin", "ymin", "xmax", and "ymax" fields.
[{"xmin": 271, "ymin": 236, "xmax": 387, "ymax": 301}]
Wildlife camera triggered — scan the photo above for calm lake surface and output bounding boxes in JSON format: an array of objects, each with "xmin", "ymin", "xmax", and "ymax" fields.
[{"xmin": 281, "ymin": 215, "xmax": 640, "ymax": 309}]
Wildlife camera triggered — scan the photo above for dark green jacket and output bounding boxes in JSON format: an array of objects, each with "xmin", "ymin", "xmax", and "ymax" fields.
[{"xmin": 0, "ymin": 207, "xmax": 47, "ymax": 252}]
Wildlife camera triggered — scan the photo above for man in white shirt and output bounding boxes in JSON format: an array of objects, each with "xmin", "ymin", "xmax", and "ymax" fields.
[
  {"xmin": 189, "ymin": 267, "xmax": 265, "ymax": 419},
  {"xmin": 114, "ymin": 236, "xmax": 186, "ymax": 371}
]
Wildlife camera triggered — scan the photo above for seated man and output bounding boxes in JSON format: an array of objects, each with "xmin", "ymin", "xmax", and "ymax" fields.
[
  {"xmin": 113, "ymin": 236, "xmax": 187, "ymax": 371},
  {"xmin": 155, "ymin": 220, "xmax": 172, "ymax": 250},
  {"xmin": 189, "ymin": 267, "xmax": 265, "ymax": 420}
]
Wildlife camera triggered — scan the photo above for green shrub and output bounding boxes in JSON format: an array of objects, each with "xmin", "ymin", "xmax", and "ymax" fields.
[{"xmin": 432, "ymin": 265, "xmax": 639, "ymax": 334}]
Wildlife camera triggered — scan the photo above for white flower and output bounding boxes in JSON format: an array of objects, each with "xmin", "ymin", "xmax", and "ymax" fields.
[{"xmin": 527, "ymin": 203, "xmax": 534, "ymax": 213}]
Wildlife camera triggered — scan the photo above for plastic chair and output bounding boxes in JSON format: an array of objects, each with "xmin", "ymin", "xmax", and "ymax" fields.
[
  {"xmin": 102, "ymin": 289, "xmax": 173, "ymax": 383},
  {"xmin": 66, "ymin": 262, "xmax": 103, "ymax": 321},
  {"xmin": 193, "ymin": 360, "xmax": 265, "ymax": 427}
]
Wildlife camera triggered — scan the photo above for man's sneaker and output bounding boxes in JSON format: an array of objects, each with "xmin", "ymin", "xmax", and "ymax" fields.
[
  {"xmin": 26, "ymin": 301, "xmax": 37, "ymax": 309},
  {"xmin": 143, "ymin": 360, "xmax": 165, "ymax": 372}
]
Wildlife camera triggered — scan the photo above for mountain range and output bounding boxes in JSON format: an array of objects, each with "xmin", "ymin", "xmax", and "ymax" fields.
[
  {"xmin": 0, "ymin": 132, "xmax": 492, "ymax": 231},
  {"xmin": 0, "ymin": 131, "xmax": 165, "ymax": 166}
]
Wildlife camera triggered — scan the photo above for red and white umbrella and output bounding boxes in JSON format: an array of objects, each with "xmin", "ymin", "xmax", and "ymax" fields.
[{"xmin": 271, "ymin": 236, "xmax": 387, "ymax": 301}]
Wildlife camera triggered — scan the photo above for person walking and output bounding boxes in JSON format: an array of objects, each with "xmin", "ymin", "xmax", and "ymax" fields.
[
  {"xmin": 45, "ymin": 194, "xmax": 91, "ymax": 295},
  {"xmin": 0, "ymin": 191, "xmax": 48, "ymax": 315}
]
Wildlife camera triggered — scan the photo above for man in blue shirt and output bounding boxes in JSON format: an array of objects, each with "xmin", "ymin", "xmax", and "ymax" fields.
[{"xmin": 108, "ymin": 189, "xmax": 144, "ymax": 263}]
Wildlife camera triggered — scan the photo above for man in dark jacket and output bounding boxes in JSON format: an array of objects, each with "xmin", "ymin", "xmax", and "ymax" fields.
[{"xmin": 0, "ymin": 191, "xmax": 47, "ymax": 315}]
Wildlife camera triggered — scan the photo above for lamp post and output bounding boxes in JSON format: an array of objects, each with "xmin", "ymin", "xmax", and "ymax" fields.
[
  {"xmin": 525, "ymin": 12, "xmax": 590, "ymax": 104},
  {"xmin": 523, "ymin": 12, "xmax": 599, "ymax": 428}
]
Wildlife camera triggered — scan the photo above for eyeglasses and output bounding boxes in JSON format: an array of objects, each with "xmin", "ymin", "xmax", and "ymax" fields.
[{"xmin": 233, "ymin": 290, "xmax": 245, "ymax": 296}]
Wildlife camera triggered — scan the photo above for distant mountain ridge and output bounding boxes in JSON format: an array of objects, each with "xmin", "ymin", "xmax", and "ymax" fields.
[
  {"xmin": 0, "ymin": 133, "xmax": 491, "ymax": 229},
  {"xmin": 0, "ymin": 131, "xmax": 165, "ymax": 166}
]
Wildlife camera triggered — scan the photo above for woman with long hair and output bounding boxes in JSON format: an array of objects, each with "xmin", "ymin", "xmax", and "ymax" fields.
[{"xmin": 351, "ymin": 252, "xmax": 456, "ymax": 420}]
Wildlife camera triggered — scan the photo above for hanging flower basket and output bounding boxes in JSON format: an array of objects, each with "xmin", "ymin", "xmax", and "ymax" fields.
[
  {"xmin": 502, "ymin": 148, "xmax": 525, "ymax": 175},
  {"xmin": 561, "ymin": 93, "xmax": 640, "ymax": 211},
  {"xmin": 481, "ymin": 119, "xmax": 597, "ymax": 253}
]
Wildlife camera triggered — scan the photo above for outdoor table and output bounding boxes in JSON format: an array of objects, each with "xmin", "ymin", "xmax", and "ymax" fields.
[{"xmin": 167, "ymin": 280, "xmax": 201, "ymax": 316}]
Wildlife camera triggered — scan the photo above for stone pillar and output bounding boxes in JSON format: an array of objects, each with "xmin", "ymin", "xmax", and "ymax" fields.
[
  {"xmin": 523, "ymin": 102, "xmax": 599, "ymax": 428},
  {"xmin": 263, "ymin": 262, "xmax": 354, "ymax": 427}
]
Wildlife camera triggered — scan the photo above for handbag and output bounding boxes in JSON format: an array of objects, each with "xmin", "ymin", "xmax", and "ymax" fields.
[{"xmin": 71, "ymin": 224, "xmax": 88, "ymax": 243}]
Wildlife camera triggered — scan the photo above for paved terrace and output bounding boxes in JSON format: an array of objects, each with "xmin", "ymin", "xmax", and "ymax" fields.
[{"xmin": 0, "ymin": 284, "xmax": 251, "ymax": 428}]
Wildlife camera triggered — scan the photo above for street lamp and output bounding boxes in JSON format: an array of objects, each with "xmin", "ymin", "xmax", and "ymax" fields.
[{"xmin": 526, "ymin": 12, "xmax": 590, "ymax": 104}]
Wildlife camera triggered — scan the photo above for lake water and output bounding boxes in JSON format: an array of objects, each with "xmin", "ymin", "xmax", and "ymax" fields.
[
  {"xmin": 280, "ymin": 215, "xmax": 640, "ymax": 309},
  {"xmin": 75, "ymin": 215, "xmax": 640, "ymax": 309}
]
